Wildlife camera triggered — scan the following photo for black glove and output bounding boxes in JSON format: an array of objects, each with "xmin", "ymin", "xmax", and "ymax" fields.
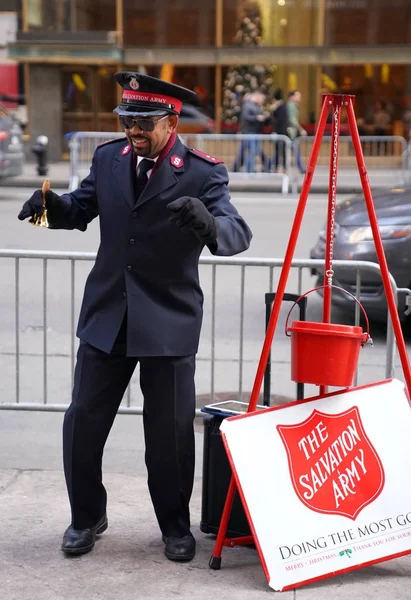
[
  {"xmin": 167, "ymin": 196, "xmax": 216, "ymax": 244},
  {"xmin": 18, "ymin": 189, "xmax": 66, "ymax": 224}
]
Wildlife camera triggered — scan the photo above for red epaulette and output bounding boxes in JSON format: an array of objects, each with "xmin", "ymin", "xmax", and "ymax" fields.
[{"xmin": 188, "ymin": 147, "xmax": 223, "ymax": 164}]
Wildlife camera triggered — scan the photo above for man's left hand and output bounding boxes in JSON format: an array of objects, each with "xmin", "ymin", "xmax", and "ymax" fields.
[{"xmin": 167, "ymin": 196, "xmax": 216, "ymax": 243}]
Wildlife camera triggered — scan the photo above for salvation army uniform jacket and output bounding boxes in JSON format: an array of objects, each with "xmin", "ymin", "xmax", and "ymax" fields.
[{"xmin": 55, "ymin": 133, "xmax": 252, "ymax": 356}]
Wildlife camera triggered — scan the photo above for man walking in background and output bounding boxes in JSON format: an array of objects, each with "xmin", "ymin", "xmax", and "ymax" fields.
[
  {"xmin": 233, "ymin": 91, "xmax": 267, "ymax": 173},
  {"xmin": 271, "ymin": 88, "xmax": 288, "ymax": 173},
  {"xmin": 287, "ymin": 90, "xmax": 307, "ymax": 174}
]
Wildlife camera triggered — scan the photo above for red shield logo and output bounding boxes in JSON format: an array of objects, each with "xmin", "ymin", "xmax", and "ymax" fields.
[
  {"xmin": 170, "ymin": 155, "xmax": 183, "ymax": 168},
  {"xmin": 277, "ymin": 407, "xmax": 385, "ymax": 519}
]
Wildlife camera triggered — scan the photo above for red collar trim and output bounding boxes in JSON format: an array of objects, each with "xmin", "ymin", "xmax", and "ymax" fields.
[{"xmin": 150, "ymin": 132, "xmax": 177, "ymax": 177}]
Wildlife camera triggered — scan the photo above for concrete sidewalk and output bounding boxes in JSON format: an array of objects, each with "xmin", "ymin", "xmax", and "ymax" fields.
[
  {"xmin": 0, "ymin": 160, "xmax": 408, "ymax": 193},
  {"xmin": 1, "ymin": 409, "xmax": 410, "ymax": 599}
]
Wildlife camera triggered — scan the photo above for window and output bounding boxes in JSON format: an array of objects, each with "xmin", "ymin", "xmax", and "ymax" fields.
[
  {"xmin": 325, "ymin": 0, "xmax": 411, "ymax": 45},
  {"xmin": 223, "ymin": 0, "xmax": 319, "ymax": 47},
  {"xmin": 28, "ymin": 0, "xmax": 115, "ymax": 31},
  {"xmin": 62, "ymin": 67, "xmax": 118, "ymax": 153},
  {"xmin": 123, "ymin": 0, "xmax": 216, "ymax": 46}
]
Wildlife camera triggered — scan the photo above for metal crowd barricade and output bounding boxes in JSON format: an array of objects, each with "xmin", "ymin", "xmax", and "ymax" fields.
[
  {"xmin": 68, "ymin": 131, "xmax": 409, "ymax": 197},
  {"xmin": 69, "ymin": 131, "xmax": 126, "ymax": 190},
  {"xmin": 0, "ymin": 250, "xmax": 406, "ymax": 415},
  {"xmin": 179, "ymin": 133, "xmax": 292, "ymax": 194},
  {"xmin": 292, "ymin": 135, "xmax": 409, "ymax": 193},
  {"xmin": 68, "ymin": 131, "xmax": 293, "ymax": 194}
]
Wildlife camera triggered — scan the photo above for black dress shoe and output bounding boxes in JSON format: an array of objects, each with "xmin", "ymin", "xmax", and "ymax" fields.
[
  {"xmin": 162, "ymin": 533, "xmax": 196, "ymax": 562},
  {"xmin": 61, "ymin": 514, "xmax": 108, "ymax": 556}
]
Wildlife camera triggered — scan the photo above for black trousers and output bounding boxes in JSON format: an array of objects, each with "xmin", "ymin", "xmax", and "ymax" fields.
[
  {"xmin": 63, "ymin": 341, "xmax": 196, "ymax": 537},
  {"xmin": 274, "ymin": 140, "xmax": 287, "ymax": 170}
]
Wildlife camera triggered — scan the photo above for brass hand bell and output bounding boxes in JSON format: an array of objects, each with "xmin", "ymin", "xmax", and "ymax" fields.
[{"xmin": 30, "ymin": 179, "xmax": 50, "ymax": 227}]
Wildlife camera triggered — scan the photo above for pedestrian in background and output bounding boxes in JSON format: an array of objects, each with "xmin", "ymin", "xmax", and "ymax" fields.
[
  {"xmin": 17, "ymin": 72, "xmax": 252, "ymax": 563},
  {"xmin": 233, "ymin": 91, "xmax": 267, "ymax": 173},
  {"xmin": 270, "ymin": 88, "xmax": 288, "ymax": 173},
  {"xmin": 287, "ymin": 90, "xmax": 307, "ymax": 174},
  {"xmin": 232, "ymin": 92, "xmax": 250, "ymax": 172},
  {"xmin": 372, "ymin": 100, "xmax": 391, "ymax": 136}
]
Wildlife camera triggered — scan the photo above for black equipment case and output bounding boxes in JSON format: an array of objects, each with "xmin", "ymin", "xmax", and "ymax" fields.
[{"xmin": 200, "ymin": 292, "xmax": 307, "ymax": 538}]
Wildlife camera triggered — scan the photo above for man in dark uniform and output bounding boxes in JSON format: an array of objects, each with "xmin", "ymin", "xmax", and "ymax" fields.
[{"xmin": 17, "ymin": 72, "xmax": 252, "ymax": 562}]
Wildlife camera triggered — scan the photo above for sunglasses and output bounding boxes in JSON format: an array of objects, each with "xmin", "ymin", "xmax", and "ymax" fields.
[{"xmin": 119, "ymin": 114, "xmax": 168, "ymax": 132}]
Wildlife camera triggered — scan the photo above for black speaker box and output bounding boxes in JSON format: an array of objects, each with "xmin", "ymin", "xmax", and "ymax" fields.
[
  {"xmin": 200, "ymin": 413, "xmax": 250, "ymax": 537},
  {"xmin": 199, "ymin": 292, "xmax": 307, "ymax": 539}
]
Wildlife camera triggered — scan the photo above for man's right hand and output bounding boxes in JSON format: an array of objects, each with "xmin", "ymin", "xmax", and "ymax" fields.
[{"xmin": 18, "ymin": 189, "xmax": 65, "ymax": 222}]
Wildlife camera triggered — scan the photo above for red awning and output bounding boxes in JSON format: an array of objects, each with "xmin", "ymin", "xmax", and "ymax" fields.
[{"xmin": 0, "ymin": 64, "xmax": 19, "ymax": 108}]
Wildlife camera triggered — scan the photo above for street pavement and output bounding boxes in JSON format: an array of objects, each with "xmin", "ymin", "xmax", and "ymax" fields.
[{"xmin": 1, "ymin": 180, "xmax": 411, "ymax": 598}]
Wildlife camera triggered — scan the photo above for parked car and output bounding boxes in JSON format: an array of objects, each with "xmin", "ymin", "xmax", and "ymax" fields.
[
  {"xmin": 177, "ymin": 104, "xmax": 215, "ymax": 134},
  {"xmin": 0, "ymin": 106, "xmax": 24, "ymax": 179},
  {"xmin": 309, "ymin": 187, "xmax": 411, "ymax": 322}
]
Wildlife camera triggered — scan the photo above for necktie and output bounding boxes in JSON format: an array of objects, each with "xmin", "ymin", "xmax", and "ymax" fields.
[{"xmin": 135, "ymin": 158, "xmax": 154, "ymax": 199}]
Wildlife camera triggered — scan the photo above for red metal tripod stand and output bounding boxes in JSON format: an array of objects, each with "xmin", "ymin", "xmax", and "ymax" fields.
[{"xmin": 209, "ymin": 93, "xmax": 411, "ymax": 570}]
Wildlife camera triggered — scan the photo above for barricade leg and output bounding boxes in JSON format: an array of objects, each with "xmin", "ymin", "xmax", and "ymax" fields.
[{"xmin": 281, "ymin": 174, "xmax": 289, "ymax": 194}]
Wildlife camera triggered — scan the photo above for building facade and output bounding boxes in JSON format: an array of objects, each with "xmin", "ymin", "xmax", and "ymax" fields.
[{"xmin": 3, "ymin": 0, "xmax": 411, "ymax": 160}]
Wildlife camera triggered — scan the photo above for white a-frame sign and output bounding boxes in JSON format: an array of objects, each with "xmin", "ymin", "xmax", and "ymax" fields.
[{"xmin": 220, "ymin": 379, "xmax": 411, "ymax": 591}]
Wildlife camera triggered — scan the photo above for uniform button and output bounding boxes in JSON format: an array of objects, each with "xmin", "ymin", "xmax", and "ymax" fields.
[
  {"xmin": 129, "ymin": 238, "xmax": 135, "ymax": 245},
  {"xmin": 126, "ymin": 265, "xmax": 132, "ymax": 271},
  {"xmin": 132, "ymin": 212, "xmax": 137, "ymax": 218},
  {"xmin": 123, "ymin": 292, "xmax": 127, "ymax": 297}
]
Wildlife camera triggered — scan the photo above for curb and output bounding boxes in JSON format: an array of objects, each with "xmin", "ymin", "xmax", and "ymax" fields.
[
  {"xmin": 0, "ymin": 178, "xmax": 70, "ymax": 189},
  {"xmin": 0, "ymin": 178, "xmax": 364, "ymax": 195}
]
